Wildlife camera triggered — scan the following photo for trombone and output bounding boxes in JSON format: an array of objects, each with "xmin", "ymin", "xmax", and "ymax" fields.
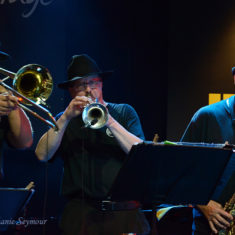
[{"xmin": 0, "ymin": 64, "xmax": 59, "ymax": 131}]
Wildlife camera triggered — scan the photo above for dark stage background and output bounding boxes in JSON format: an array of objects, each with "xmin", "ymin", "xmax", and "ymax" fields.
[{"xmin": 0, "ymin": 0, "xmax": 235, "ymax": 234}]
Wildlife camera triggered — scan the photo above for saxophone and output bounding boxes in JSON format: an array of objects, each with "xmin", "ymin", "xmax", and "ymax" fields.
[{"xmin": 218, "ymin": 193, "xmax": 235, "ymax": 235}]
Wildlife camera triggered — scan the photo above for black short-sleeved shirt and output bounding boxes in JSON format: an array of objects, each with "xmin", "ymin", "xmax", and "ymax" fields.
[{"xmin": 54, "ymin": 103, "xmax": 145, "ymax": 199}]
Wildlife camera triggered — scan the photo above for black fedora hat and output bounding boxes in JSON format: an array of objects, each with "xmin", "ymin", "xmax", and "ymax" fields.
[
  {"xmin": 58, "ymin": 54, "xmax": 113, "ymax": 89},
  {"xmin": 0, "ymin": 50, "xmax": 10, "ymax": 61}
]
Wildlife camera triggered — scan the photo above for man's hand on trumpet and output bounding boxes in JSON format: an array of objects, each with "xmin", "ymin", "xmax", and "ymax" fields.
[{"xmin": 63, "ymin": 96, "xmax": 93, "ymax": 121}]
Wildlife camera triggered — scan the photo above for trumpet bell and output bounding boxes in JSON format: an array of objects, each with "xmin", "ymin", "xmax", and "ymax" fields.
[
  {"xmin": 13, "ymin": 64, "xmax": 53, "ymax": 105},
  {"xmin": 82, "ymin": 103, "xmax": 108, "ymax": 129}
]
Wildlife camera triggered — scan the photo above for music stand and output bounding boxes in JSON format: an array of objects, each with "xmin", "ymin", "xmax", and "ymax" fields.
[
  {"xmin": 0, "ymin": 188, "xmax": 35, "ymax": 231},
  {"xmin": 109, "ymin": 142, "xmax": 232, "ymax": 206}
]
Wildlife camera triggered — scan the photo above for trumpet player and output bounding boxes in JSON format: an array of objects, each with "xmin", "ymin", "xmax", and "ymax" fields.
[
  {"xmin": 35, "ymin": 54, "xmax": 150, "ymax": 235},
  {"xmin": 0, "ymin": 51, "xmax": 33, "ymax": 178}
]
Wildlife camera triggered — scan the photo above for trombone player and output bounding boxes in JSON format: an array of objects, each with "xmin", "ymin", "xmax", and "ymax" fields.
[
  {"xmin": 0, "ymin": 50, "xmax": 33, "ymax": 178},
  {"xmin": 35, "ymin": 54, "xmax": 150, "ymax": 235}
]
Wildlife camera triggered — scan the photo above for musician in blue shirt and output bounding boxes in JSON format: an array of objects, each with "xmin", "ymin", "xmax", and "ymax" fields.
[{"xmin": 181, "ymin": 68, "xmax": 235, "ymax": 234}]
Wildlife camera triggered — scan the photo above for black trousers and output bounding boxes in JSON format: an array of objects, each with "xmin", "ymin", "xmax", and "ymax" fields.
[{"xmin": 59, "ymin": 198, "xmax": 150, "ymax": 235}]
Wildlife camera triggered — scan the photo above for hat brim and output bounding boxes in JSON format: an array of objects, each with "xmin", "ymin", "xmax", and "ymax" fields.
[
  {"xmin": 0, "ymin": 51, "xmax": 10, "ymax": 61},
  {"xmin": 58, "ymin": 71, "xmax": 113, "ymax": 89}
]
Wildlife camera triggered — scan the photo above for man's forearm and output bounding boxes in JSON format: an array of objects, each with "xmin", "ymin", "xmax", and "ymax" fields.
[
  {"xmin": 35, "ymin": 113, "xmax": 70, "ymax": 161},
  {"xmin": 7, "ymin": 108, "xmax": 33, "ymax": 148},
  {"xmin": 106, "ymin": 115, "xmax": 143, "ymax": 154}
]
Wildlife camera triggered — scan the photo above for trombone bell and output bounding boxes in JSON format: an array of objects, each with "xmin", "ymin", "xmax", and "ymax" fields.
[
  {"xmin": 0, "ymin": 64, "xmax": 58, "ymax": 130},
  {"xmin": 13, "ymin": 64, "xmax": 53, "ymax": 105}
]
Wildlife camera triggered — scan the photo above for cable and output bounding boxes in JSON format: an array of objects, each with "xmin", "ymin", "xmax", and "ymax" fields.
[{"xmin": 42, "ymin": 131, "xmax": 49, "ymax": 235}]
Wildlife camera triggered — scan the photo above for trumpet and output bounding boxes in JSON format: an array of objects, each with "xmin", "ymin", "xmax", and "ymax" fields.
[
  {"xmin": 82, "ymin": 98, "xmax": 108, "ymax": 129},
  {"xmin": 0, "ymin": 64, "xmax": 58, "ymax": 131}
]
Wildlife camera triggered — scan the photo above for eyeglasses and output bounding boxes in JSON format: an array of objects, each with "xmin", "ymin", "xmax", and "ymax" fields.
[{"xmin": 73, "ymin": 80, "xmax": 101, "ymax": 90}]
